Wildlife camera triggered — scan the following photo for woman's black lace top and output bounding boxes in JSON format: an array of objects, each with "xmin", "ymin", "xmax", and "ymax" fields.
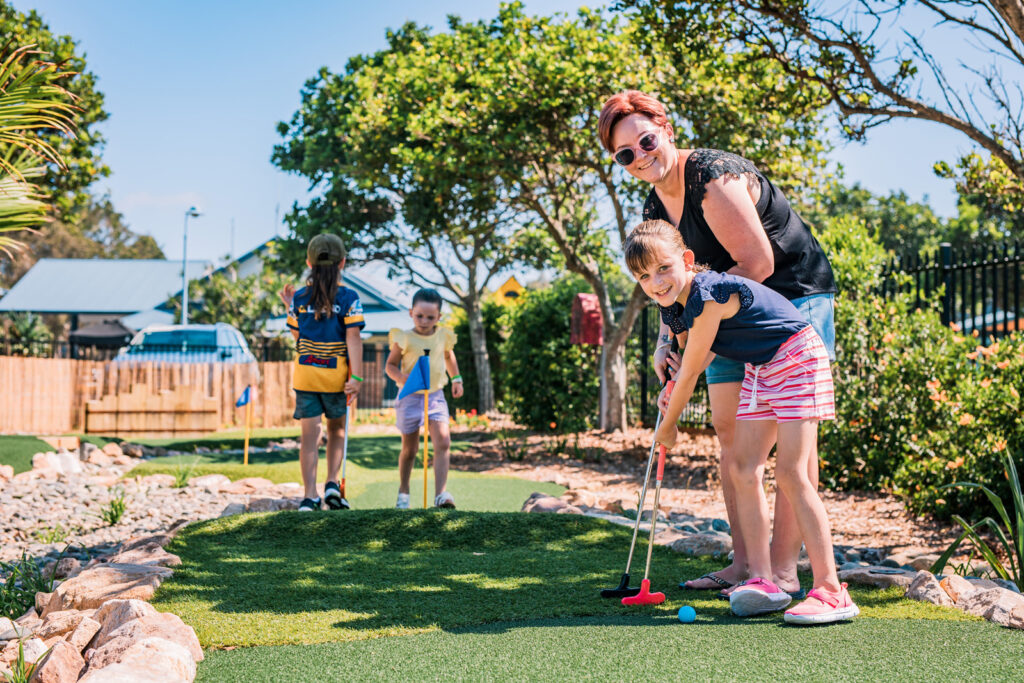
[{"xmin": 641, "ymin": 149, "xmax": 836, "ymax": 301}]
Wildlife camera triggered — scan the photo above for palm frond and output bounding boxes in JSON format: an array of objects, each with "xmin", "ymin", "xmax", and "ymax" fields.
[{"xmin": 0, "ymin": 43, "xmax": 78, "ymax": 251}]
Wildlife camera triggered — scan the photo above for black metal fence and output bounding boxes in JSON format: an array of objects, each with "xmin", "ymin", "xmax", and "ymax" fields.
[
  {"xmin": 880, "ymin": 240, "xmax": 1022, "ymax": 341},
  {"xmin": 632, "ymin": 303, "xmax": 711, "ymax": 429}
]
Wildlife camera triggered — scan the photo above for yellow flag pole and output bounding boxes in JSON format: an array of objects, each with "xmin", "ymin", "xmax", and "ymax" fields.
[
  {"xmin": 243, "ymin": 390, "xmax": 252, "ymax": 466},
  {"xmin": 422, "ymin": 389, "xmax": 429, "ymax": 508}
]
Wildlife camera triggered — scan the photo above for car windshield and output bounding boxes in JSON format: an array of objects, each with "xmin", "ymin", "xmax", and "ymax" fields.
[{"xmin": 130, "ymin": 329, "xmax": 218, "ymax": 351}]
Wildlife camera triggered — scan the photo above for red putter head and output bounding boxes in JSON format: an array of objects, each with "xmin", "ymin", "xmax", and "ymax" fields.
[{"xmin": 621, "ymin": 578, "xmax": 665, "ymax": 606}]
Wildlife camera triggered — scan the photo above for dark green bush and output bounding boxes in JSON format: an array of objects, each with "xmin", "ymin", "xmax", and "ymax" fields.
[{"xmin": 500, "ymin": 276, "xmax": 600, "ymax": 432}]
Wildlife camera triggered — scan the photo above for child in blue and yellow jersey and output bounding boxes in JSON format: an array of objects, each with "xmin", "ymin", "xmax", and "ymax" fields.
[
  {"xmin": 280, "ymin": 233, "xmax": 365, "ymax": 512},
  {"xmin": 384, "ymin": 288, "xmax": 463, "ymax": 509}
]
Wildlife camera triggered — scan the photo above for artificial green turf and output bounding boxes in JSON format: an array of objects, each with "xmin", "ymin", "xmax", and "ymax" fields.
[
  {"xmin": 154, "ymin": 511, "xmax": 977, "ymax": 652},
  {"xmin": 0, "ymin": 435, "xmax": 56, "ymax": 474},
  {"xmin": 128, "ymin": 435, "xmax": 556, "ymax": 512},
  {"xmin": 196, "ymin": 616, "xmax": 1022, "ymax": 682}
]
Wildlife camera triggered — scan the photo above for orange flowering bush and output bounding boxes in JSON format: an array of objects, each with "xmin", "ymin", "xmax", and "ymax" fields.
[{"xmin": 816, "ymin": 215, "xmax": 1024, "ymax": 518}]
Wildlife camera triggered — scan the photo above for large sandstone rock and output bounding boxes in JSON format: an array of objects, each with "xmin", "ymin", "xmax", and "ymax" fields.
[
  {"xmin": 838, "ymin": 566, "xmax": 916, "ymax": 590},
  {"xmin": 939, "ymin": 574, "xmax": 979, "ymax": 603},
  {"xmin": 90, "ymin": 613, "xmax": 203, "ymax": 666},
  {"xmin": 105, "ymin": 545, "xmax": 181, "ymax": 568},
  {"xmin": 670, "ymin": 533, "xmax": 733, "ymax": 558},
  {"xmin": 905, "ymin": 571, "xmax": 954, "ymax": 607},
  {"xmin": 187, "ymin": 474, "xmax": 230, "ymax": 492},
  {"xmin": 42, "ymin": 564, "xmax": 173, "ymax": 617},
  {"xmin": 1008, "ymin": 604, "xmax": 1024, "ymax": 630},
  {"xmin": 0, "ymin": 617, "xmax": 33, "ymax": 641},
  {"xmin": 521, "ymin": 492, "xmax": 581, "ymax": 514},
  {"xmin": 66, "ymin": 617, "xmax": 102, "ymax": 654},
  {"xmin": 91, "ymin": 599, "xmax": 157, "ymax": 645},
  {"xmin": 55, "ymin": 451, "xmax": 82, "ymax": 476},
  {"xmin": 3, "ymin": 638, "xmax": 47, "ymax": 665},
  {"xmin": 29, "ymin": 640, "xmax": 84, "ymax": 683},
  {"xmin": 32, "ymin": 452, "xmax": 60, "ymax": 473},
  {"xmin": 35, "ymin": 610, "xmax": 93, "ymax": 640},
  {"xmin": 137, "ymin": 474, "xmax": 175, "ymax": 487},
  {"xmin": 79, "ymin": 637, "xmax": 196, "ymax": 683},
  {"xmin": 0, "ymin": 464, "xmax": 13, "ymax": 482},
  {"xmin": 247, "ymin": 497, "xmax": 298, "ymax": 513},
  {"xmin": 219, "ymin": 502, "xmax": 247, "ymax": 517},
  {"xmin": 221, "ymin": 477, "xmax": 274, "ymax": 495},
  {"xmin": 119, "ymin": 532, "xmax": 178, "ymax": 553},
  {"xmin": 101, "ymin": 443, "xmax": 124, "ymax": 458},
  {"xmin": 957, "ymin": 587, "xmax": 1024, "ymax": 626}
]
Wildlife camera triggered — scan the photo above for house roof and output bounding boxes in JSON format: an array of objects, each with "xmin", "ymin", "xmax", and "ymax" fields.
[{"xmin": 0, "ymin": 259, "xmax": 210, "ymax": 315}]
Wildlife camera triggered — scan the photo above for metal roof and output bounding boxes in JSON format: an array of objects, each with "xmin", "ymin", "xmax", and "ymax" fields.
[{"xmin": 0, "ymin": 258, "xmax": 210, "ymax": 315}]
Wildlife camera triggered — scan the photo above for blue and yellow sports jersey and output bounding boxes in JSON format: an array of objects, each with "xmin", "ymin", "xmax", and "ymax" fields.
[{"xmin": 287, "ymin": 285, "xmax": 365, "ymax": 393}]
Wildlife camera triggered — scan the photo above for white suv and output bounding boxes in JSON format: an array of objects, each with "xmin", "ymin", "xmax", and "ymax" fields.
[{"xmin": 114, "ymin": 323, "xmax": 257, "ymax": 364}]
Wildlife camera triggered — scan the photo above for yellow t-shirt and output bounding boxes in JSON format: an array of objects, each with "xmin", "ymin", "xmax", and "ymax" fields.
[{"xmin": 389, "ymin": 327, "xmax": 456, "ymax": 393}]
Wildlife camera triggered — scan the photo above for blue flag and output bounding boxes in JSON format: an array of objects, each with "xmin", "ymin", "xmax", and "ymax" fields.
[
  {"xmin": 235, "ymin": 385, "xmax": 251, "ymax": 407},
  {"xmin": 397, "ymin": 355, "xmax": 430, "ymax": 399}
]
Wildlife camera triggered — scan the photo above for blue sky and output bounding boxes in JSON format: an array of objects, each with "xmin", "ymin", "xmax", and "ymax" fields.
[{"xmin": 22, "ymin": 0, "xmax": 971, "ymax": 264}]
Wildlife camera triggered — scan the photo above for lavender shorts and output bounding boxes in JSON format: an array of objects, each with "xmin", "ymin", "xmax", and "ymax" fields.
[{"xmin": 395, "ymin": 389, "xmax": 449, "ymax": 434}]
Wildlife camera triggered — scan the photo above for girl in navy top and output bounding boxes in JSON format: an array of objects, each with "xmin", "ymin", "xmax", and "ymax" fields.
[{"xmin": 625, "ymin": 219, "xmax": 858, "ymax": 625}]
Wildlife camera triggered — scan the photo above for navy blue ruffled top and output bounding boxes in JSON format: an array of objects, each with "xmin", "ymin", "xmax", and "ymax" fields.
[{"xmin": 659, "ymin": 271, "xmax": 809, "ymax": 365}]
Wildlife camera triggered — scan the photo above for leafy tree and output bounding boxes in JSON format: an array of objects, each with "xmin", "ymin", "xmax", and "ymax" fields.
[
  {"xmin": 0, "ymin": 4, "xmax": 160, "ymax": 288},
  {"xmin": 369, "ymin": 3, "xmax": 829, "ymax": 430},
  {"xmin": 165, "ymin": 260, "xmax": 291, "ymax": 349},
  {"xmin": 1, "ymin": 194, "xmax": 163, "ymax": 285},
  {"xmin": 274, "ymin": 26, "xmax": 520, "ymax": 413},
  {"xmin": 621, "ymin": 0, "xmax": 1024, "ymax": 233}
]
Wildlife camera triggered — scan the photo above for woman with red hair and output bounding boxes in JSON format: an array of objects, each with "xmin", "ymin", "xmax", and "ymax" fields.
[{"xmin": 600, "ymin": 90, "xmax": 837, "ymax": 599}]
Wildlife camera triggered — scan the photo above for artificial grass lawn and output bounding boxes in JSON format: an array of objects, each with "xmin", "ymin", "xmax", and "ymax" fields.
[
  {"xmin": 0, "ymin": 435, "xmax": 57, "ymax": 474},
  {"xmin": 128, "ymin": 435, "xmax": 558, "ymax": 512},
  {"xmin": 155, "ymin": 511, "xmax": 986, "ymax": 654},
  {"xmin": 197, "ymin": 617, "xmax": 1022, "ymax": 682}
]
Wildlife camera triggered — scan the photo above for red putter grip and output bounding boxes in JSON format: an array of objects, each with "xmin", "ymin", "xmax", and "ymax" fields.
[{"xmin": 656, "ymin": 379, "xmax": 675, "ymax": 481}]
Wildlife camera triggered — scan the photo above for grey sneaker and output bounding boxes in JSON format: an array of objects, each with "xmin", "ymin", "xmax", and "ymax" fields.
[
  {"xmin": 298, "ymin": 497, "xmax": 321, "ymax": 512},
  {"xmin": 434, "ymin": 491, "xmax": 456, "ymax": 509},
  {"xmin": 395, "ymin": 492, "xmax": 411, "ymax": 509}
]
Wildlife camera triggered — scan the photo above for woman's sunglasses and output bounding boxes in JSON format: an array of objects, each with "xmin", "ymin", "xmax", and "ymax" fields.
[{"xmin": 614, "ymin": 132, "xmax": 660, "ymax": 167}]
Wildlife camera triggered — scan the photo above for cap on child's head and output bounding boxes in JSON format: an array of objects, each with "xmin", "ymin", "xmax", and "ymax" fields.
[{"xmin": 307, "ymin": 234, "xmax": 346, "ymax": 266}]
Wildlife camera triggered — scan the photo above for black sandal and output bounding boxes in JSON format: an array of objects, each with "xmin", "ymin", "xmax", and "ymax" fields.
[{"xmin": 680, "ymin": 573, "xmax": 735, "ymax": 590}]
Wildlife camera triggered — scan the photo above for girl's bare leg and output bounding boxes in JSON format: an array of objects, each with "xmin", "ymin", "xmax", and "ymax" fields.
[
  {"xmin": 299, "ymin": 417, "xmax": 323, "ymax": 499},
  {"xmin": 726, "ymin": 419, "xmax": 779, "ymax": 582},
  {"xmin": 774, "ymin": 420, "xmax": 840, "ymax": 592}
]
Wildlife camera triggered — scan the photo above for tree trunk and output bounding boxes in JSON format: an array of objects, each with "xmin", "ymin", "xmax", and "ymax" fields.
[
  {"xmin": 598, "ymin": 285, "xmax": 648, "ymax": 432},
  {"xmin": 464, "ymin": 299, "xmax": 495, "ymax": 413}
]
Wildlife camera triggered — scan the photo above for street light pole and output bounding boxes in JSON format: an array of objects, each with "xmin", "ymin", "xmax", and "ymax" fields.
[{"xmin": 182, "ymin": 206, "xmax": 202, "ymax": 325}]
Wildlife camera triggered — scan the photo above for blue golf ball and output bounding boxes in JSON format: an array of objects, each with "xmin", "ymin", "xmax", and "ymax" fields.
[{"xmin": 677, "ymin": 605, "xmax": 696, "ymax": 623}]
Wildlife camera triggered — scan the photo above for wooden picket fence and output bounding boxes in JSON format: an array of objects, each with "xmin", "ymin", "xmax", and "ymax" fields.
[
  {"xmin": 0, "ymin": 357, "xmax": 288, "ymax": 436},
  {"xmin": 0, "ymin": 345, "xmax": 393, "ymax": 437}
]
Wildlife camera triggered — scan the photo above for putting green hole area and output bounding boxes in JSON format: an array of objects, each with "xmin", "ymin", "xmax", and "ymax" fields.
[{"xmin": 154, "ymin": 511, "xmax": 982, "ymax": 650}]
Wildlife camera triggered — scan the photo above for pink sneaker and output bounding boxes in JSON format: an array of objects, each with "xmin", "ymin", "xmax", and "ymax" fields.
[
  {"xmin": 729, "ymin": 577, "xmax": 792, "ymax": 617},
  {"xmin": 784, "ymin": 583, "xmax": 860, "ymax": 625}
]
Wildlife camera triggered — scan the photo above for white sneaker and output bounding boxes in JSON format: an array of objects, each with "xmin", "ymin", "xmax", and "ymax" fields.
[
  {"xmin": 395, "ymin": 492, "xmax": 410, "ymax": 509},
  {"xmin": 434, "ymin": 491, "xmax": 456, "ymax": 509}
]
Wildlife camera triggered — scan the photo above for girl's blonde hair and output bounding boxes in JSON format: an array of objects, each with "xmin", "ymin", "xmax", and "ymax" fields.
[{"xmin": 624, "ymin": 219, "xmax": 708, "ymax": 275}]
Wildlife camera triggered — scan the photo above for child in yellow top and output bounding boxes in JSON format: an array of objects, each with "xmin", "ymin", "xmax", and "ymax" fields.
[{"xmin": 385, "ymin": 288, "xmax": 463, "ymax": 509}]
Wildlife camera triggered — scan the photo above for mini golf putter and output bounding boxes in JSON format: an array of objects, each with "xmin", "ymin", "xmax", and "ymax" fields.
[
  {"xmin": 601, "ymin": 409, "xmax": 665, "ymax": 599},
  {"xmin": 622, "ymin": 376, "xmax": 675, "ymax": 607}
]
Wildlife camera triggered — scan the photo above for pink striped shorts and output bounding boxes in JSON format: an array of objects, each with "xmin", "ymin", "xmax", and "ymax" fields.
[{"xmin": 735, "ymin": 326, "xmax": 835, "ymax": 422}]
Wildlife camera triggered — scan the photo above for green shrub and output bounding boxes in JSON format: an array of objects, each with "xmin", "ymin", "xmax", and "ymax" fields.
[
  {"xmin": 500, "ymin": 276, "xmax": 600, "ymax": 432},
  {"xmin": 815, "ymin": 214, "xmax": 1024, "ymax": 518},
  {"xmin": 0, "ymin": 553, "xmax": 53, "ymax": 619}
]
